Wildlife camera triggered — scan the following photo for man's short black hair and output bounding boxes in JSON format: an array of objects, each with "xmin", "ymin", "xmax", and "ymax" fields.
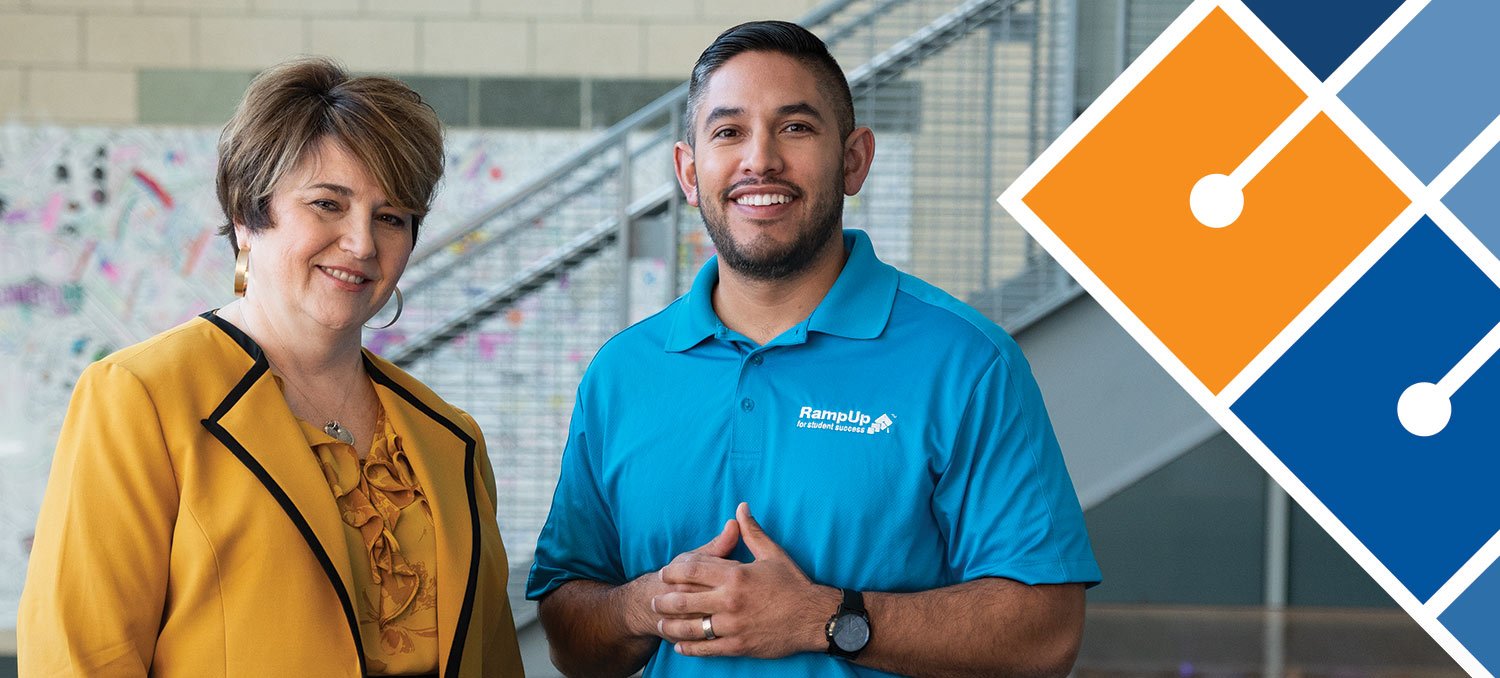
[{"xmin": 685, "ymin": 20, "xmax": 856, "ymax": 146}]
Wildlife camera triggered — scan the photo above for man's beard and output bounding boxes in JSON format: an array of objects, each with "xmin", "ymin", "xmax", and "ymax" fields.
[{"xmin": 699, "ymin": 174, "xmax": 844, "ymax": 281}]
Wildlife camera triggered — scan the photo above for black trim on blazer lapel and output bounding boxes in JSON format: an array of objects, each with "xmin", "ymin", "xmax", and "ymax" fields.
[
  {"xmin": 199, "ymin": 311, "xmax": 369, "ymax": 678},
  {"xmin": 200, "ymin": 310, "xmax": 261, "ymax": 360},
  {"xmin": 364, "ymin": 355, "xmax": 481, "ymax": 678}
]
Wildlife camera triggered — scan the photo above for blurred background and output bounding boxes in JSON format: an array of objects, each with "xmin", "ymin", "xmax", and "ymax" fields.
[{"xmin": 0, "ymin": 0, "xmax": 1464, "ymax": 675}]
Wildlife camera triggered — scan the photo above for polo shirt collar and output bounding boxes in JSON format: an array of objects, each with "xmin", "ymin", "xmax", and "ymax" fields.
[
  {"xmin": 663, "ymin": 249, "xmax": 726, "ymax": 352},
  {"xmin": 806, "ymin": 228, "xmax": 899, "ymax": 339},
  {"xmin": 663, "ymin": 228, "xmax": 899, "ymax": 352}
]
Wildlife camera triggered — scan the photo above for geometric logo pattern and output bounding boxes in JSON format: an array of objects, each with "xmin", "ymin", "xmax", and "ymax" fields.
[{"xmin": 1001, "ymin": 1, "xmax": 1500, "ymax": 673}]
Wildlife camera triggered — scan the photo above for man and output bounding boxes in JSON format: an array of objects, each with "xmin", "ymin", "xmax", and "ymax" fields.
[{"xmin": 526, "ymin": 20, "xmax": 1100, "ymax": 677}]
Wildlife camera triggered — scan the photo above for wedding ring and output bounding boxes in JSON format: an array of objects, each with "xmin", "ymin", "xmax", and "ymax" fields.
[{"xmin": 702, "ymin": 615, "xmax": 717, "ymax": 641}]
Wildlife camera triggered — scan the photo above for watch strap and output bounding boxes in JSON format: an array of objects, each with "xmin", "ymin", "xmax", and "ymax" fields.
[
  {"xmin": 841, "ymin": 587, "xmax": 866, "ymax": 615},
  {"xmin": 826, "ymin": 588, "xmax": 871, "ymax": 660}
]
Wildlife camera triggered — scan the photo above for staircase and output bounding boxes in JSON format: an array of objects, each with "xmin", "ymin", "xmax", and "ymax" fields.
[{"xmin": 370, "ymin": 0, "xmax": 1087, "ymax": 623}]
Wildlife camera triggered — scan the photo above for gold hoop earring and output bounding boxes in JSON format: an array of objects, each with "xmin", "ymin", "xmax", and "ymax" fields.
[
  {"xmin": 233, "ymin": 246, "xmax": 249, "ymax": 297},
  {"xmin": 365, "ymin": 287, "xmax": 403, "ymax": 330}
]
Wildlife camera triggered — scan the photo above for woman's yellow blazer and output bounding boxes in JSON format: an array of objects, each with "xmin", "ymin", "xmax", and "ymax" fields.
[{"xmin": 19, "ymin": 312, "xmax": 525, "ymax": 677}]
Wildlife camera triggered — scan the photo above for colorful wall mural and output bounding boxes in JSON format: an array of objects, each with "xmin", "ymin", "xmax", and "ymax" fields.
[{"xmin": 0, "ymin": 124, "xmax": 590, "ymax": 628}]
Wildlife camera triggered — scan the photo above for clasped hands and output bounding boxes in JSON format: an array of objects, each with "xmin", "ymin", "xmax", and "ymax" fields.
[{"xmin": 630, "ymin": 502, "xmax": 840, "ymax": 659}]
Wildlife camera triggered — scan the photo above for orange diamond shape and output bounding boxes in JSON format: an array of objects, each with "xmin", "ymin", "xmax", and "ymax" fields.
[{"xmin": 1023, "ymin": 9, "xmax": 1408, "ymax": 393}]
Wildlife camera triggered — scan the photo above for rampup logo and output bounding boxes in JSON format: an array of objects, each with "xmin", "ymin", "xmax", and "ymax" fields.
[{"xmin": 796, "ymin": 406, "xmax": 895, "ymax": 435}]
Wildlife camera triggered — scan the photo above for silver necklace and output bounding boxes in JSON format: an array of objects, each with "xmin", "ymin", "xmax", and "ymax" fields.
[
  {"xmin": 269, "ymin": 358, "xmax": 359, "ymax": 446},
  {"xmin": 238, "ymin": 308, "xmax": 361, "ymax": 446},
  {"xmin": 323, "ymin": 421, "xmax": 355, "ymax": 446}
]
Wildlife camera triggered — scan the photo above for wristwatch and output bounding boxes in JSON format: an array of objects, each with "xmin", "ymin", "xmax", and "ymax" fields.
[{"xmin": 825, "ymin": 588, "xmax": 871, "ymax": 660}]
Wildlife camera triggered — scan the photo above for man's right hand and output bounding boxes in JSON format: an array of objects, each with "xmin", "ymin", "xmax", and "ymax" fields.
[
  {"xmin": 625, "ymin": 518, "xmax": 742, "ymax": 639},
  {"xmin": 537, "ymin": 517, "xmax": 745, "ymax": 678}
]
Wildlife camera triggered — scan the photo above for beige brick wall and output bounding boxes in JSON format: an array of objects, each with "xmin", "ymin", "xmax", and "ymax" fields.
[
  {"xmin": 0, "ymin": 0, "xmax": 824, "ymax": 124},
  {"xmin": 308, "ymin": 17, "xmax": 418, "ymax": 73},
  {"xmin": 24, "ymin": 68, "xmax": 137, "ymax": 123},
  {"xmin": 421, "ymin": 20, "xmax": 531, "ymax": 75},
  {"xmin": 30, "ymin": 0, "xmax": 134, "ymax": 10},
  {"xmin": 0, "ymin": 13, "xmax": 82, "ymax": 67},
  {"xmin": 0, "ymin": 68, "xmax": 21, "ymax": 116},
  {"xmin": 479, "ymin": 0, "xmax": 583, "ymax": 18},
  {"xmin": 701, "ymin": 0, "xmax": 820, "ymax": 23},
  {"xmin": 85, "ymin": 15, "xmax": 194, "ymax": 68},
  {"xmin": 253, "ymin": 0, "xmax": 358, "ymax": 15},
  {"xmin": 593, "ymin": 0, "xmax": 696, "ymax": 20},
  {"xmin": 143, "ymin": 0, "xmax": 251, "ymax": 11},
  {"xmin": 198, "ymin": 17, "xmax": 306, "ymax": 70},
  {"xmin": 644, "ymin": 21, "xmax": 725, "ymax": 77},
  {"xmin": 534, "ymin": 21, "xmax": 642, "ymax": 77},
  {"xmin": 367, "ymin": 0, "xmax": 472, "ymax": 17}
]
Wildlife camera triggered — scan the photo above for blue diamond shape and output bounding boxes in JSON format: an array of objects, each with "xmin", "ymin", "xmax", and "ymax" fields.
[
  {"xmin": 1340, "ymin": 0, "xmax": 1500, "ymax": 183},
  {"xmin": 1442, "ymin": 142, "xmax": 1500, "ymax": 260},
  {"xmin": 1441, "ymin": 556, "xmax": 1500, "ymax": 673},
  {"xmin": 1233, "ymin": 218, "xmax": 1500, "ymax": 601}
]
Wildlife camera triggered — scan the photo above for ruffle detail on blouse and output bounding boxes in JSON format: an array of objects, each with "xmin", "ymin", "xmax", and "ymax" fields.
[{"xmin": 309, "ymin": 413, "xmax": 434, "ymax": 629}]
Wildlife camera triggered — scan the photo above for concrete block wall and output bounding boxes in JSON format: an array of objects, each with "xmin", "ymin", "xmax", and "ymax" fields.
[{"xmin": 0, "ymin": 0, "xmax": 822, "ymax": 125}]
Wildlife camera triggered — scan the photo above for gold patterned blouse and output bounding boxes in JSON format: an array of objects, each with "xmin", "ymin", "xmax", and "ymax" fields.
[{"xmin": 297, "ymin": 411, "xmax": 440, "ymax": 676}]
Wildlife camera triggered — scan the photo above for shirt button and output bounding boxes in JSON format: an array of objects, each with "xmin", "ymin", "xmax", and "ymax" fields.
[
  {"xmin": 741, "ymin": 398, "xmax": 755, "ymax": 412},
  {"xmin": 750, "ymin": 355, "xmax": 764, "ymax": 366}
]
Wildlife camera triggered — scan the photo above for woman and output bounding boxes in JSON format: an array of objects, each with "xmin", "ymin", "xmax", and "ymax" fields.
[{"xmin": 18, "ymin": 58, "xmax": 524, "ymax": 677}]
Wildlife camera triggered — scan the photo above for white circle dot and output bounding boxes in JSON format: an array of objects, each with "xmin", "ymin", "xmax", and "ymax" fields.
[
  {"xmin": 1397, "ymin": 382, "xmax": 1450, "ymax": 437},
  {"xmin": 1189, "ymin": 173, "xmax": 1243, "ymax": 228}
]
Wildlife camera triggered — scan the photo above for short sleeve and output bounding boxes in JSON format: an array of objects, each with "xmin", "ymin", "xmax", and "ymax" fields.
[
  {"xmin": 18, "ymin": 360, "xmax": 180, "ymax": 676},
  {"xmin": 526, "ymin": 394, "xmax": 626, "ymax": 600},
  {"xmin": 931, "ymin": 353, "xmax": 1102, "ymax": 587}
]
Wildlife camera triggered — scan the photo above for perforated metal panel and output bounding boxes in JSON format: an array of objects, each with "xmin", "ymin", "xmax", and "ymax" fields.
[{"xmin": 384, "ymin": 0, "xmax": 1084, "ymax": 591}]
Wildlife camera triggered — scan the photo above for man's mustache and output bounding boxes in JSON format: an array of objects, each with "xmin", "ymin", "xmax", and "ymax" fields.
[{"xmin": 720, "ymin": 178, "xmax": 804, "ymax": 201}]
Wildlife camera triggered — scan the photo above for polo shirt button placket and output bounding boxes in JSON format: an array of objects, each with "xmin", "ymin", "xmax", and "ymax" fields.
[{"xmin": 731, "ymin": 347, "xmax": 765, "ymax": 475}]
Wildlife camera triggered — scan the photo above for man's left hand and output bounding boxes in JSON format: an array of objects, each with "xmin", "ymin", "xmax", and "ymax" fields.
[{"xmin": 653, "ymin": 502, "xmax": 840, "ymax": 659}]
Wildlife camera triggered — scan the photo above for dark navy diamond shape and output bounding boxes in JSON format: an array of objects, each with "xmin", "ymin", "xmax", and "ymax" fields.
[{"xmin": 1242, "ymin": 0, "xmax": 1404, "ymax": 80}]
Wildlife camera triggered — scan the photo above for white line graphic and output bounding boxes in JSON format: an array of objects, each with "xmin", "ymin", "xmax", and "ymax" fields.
[
  {"xmin": 1190, "ymin": 97, "xmax": 1321, "ymax": 228},
  {"xmin": 1397, "ymin": 319, "xmax": 1500, "ymax": 436}
]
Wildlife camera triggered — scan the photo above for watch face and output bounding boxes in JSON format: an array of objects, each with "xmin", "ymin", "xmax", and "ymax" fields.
[{"xmin": 833, "ymin": 613, "xmax": 870, "ymax": 651}]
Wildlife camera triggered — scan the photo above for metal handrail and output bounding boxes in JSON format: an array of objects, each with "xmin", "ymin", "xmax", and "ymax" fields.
[
  {"xmin": 819, "ymin": 0, "xmax": 910, "ymax": 45},
  {"xmin": 405, "ymin": 0, "xmax": 864, "ymax": 269},
  {"xmin": 402, "ymin": 125, "xmax": 675, "ymax": 297},
  {"xmin": 407, "ymin": 87, "xmax": 685, "ymax": 266},
  {"xmin": 847, "ymin": 0, "xmax": 1028, "ymax": 97},
  {"xmin": 388, "ymin": 183, "xmax": 678, "ymax": 367},
  {"xmin": 394, "ymin": 0, "xmax": 1039, "ymax": 367},
  {"xmin": 402, "ymin": 0, "xmax": 1082, "ymax": 633}
]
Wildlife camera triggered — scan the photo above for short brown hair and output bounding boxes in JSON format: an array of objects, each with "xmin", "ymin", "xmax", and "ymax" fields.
[{"xmin": 216, "ymin": 58, "xmax": 443, "ymax": 251}]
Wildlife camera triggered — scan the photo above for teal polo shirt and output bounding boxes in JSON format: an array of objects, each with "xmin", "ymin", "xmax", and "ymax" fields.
[{"xmin": 528, "ymin": 229, "xmax": 1100, "ymax": 677}]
